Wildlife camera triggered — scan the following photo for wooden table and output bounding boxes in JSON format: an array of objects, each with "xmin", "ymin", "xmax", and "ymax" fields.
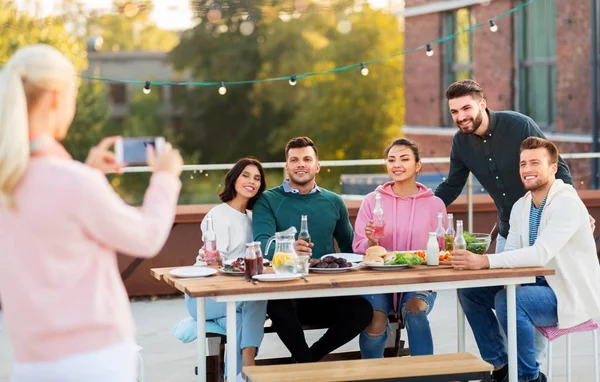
[{"xmin": 152, "ymin": 265, "xmax": 554, "ymax": 382}]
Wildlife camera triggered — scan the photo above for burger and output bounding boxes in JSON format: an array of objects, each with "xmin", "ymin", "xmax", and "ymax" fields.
[{"xmin": 363, "ymin": 246, "xmax": 387, "ymax": 266}]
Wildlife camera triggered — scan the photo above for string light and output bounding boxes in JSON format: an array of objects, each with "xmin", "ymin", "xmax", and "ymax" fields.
[
  {"xmin": 425, "ymin": 44, "xmax": 434, "ymax": 57},
  {"xmin": 360, "ymin": 63, "xmax": 369, "ymax": 76},
  {"xmin": 218, "ymin": 81, "xmax": 227, "ymax": 95},
  {"xmin": 289, "ymin": 75, "xmax": 297, "ymax": 86},
  {"xmin": 142, "ymin": 81, "xmax": 151, "ymax": 94},
  {"xmin": 38, "ymin": 0, "xmax": 535, "ymax": 94}
]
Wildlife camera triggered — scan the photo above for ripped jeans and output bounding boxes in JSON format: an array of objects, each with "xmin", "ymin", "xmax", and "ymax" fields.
[{"xmin": 360, "ymin": 291, "xmax": 437, "ymax": 358}]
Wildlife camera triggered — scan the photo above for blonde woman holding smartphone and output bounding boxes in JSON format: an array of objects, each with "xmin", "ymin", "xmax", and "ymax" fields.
[{"xmin": 0, "ymin": 44, "xmax": 183, "ymax": 382}]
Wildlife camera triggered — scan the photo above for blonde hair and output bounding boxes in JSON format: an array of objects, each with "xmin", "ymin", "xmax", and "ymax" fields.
[{"xmin": 0, "ymin": 44, "xmax": 75, "ymax": 204}]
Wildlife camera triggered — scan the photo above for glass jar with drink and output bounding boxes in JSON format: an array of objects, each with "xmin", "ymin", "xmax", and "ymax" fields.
[
  {"xmin": 253, "ymin": 241, "xmax": 264, "ymax": 275},
  {"xmin": 244, "ymin": 243, "xmax": 258, "ymax": 280}
]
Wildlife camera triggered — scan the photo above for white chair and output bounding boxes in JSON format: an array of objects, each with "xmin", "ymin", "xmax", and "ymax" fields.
[
  {"xmin": 135, "ymin": 345, "xmax": 145, "ymax": 382},
  {"xmin": 536, "ymin": 319, "xmax": 599, "ymax": 382}
]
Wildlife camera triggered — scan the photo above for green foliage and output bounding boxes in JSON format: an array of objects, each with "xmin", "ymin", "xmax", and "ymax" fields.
[
  {"xmin": 85, "ymin": 1, "xmax": 180, "ymax": 52},
  {"xmin": 0, "ymin": 0, "xmax": 87, "ymax": 70},
  {"xmin": 171, "ymin": 1, "xmax": 405, "ymax": 167}
]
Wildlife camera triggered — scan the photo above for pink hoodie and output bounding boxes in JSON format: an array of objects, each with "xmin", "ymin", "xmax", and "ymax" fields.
[{"xmin": 353, "ymin": 182, "xmax": 447, "ymax": 254}]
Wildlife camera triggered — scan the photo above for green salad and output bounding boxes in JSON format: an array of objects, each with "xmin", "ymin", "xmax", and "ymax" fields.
[
  {"xmin": 384, "ymin": 251, "xmax": 423, "ymax": 266},
  {"xmin": 463, "ymin": 232, "xmax": 488, "ymax": 254}
]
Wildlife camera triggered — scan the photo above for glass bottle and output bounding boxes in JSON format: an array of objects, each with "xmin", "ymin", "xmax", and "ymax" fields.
[
  {"xmin": 372, "ymin": 192, "xmax": 385, "ymax": 239},
  {"xmin": 435, "ymin": 212, "xmax": 446, "ymax": 251},
  {"xmin": 299, "ymin": 215, "xmax": 311, "ymax": 243},
  {"xmin": 203, "ymin": 215, "xmax": 219, "ymax": 264},
  {"xmin": 426, "ymin": 232, "xmax": 440, "ymax": 266},
  {"xmin": 445, "ymin": 213, "xmax": 456, "ymax": 251},
  {"xmin": 453, "ymin": 220, "xmax": 467, "ymax": 250}
]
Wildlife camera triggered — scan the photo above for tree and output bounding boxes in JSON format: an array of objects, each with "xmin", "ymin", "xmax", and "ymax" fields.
[
  {"xmin": 170, "ymin": 1, "xmax": 404, "ymax": 167},
  {"xmin": 0, "ymin": 0, "xmax": 87, "ymax": 71},
  {"xmin": 264, "ymin": 6, "xmax": 404, "ymax": 160},
  {"xmin": 62, "ymin": 81, "xmax": 114, "ymax": 162},
  {"xmin": 84, "ymin": 1, "xmax": 180, "ymax": 52},
  {"xmin": 0, "ymin": 0, "xmax": 113, "ymax": 162}
]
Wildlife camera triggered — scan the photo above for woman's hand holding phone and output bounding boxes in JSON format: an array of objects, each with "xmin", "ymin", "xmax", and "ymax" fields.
[
  {"xmin": 85, "ymin": 136, "xmax": 123, "ymax": 174},
  {"xmin": 147, "ymin": 142, "xmax": 183, "ymax": 177}
]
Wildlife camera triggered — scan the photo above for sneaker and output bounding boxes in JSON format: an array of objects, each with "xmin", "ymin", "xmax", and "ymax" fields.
[{"xmin": 500, "ymin": 371, "xmax": 547, "ymax": 382}]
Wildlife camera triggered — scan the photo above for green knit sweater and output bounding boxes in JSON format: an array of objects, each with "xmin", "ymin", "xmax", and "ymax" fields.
[{"xmin": 252, "ymin": 185, "xmax": 354, "ymax": 259}]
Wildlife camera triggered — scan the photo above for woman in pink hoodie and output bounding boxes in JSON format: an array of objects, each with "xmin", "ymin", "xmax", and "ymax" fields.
[
  {"xmin": 353, "ymin": 138, "xmax": 447, "ymax": 358},
  {"xmin": 0, "ymin": 45, "xmax": 182, "ymax": 382}
]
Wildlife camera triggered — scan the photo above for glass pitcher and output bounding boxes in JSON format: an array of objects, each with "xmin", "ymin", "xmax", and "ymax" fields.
[{"xmin": 265, "ymin": 227, "xmax": 298, "ymax": 274}]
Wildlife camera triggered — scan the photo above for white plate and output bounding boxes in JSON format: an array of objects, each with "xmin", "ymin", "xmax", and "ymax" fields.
[
  {"xmin": 218, "ymin": 267, "xmax": 245, "ymax": 276},
  {"xmin": 252, "ymin": 273, "xmax": 302, "ymax": 282},
  {"xmin": 169, "ymin": 266, "xmax": 217, "ymax": 278},
  {"xmin": 223, "ymin": 258, "xmax": 270, "ymax": 266},
  {"xmin": 321, "ymin": 253, "xmax": 363, "ymax": 263},
  {"xmin": 309, "ymin": 262, "xmax": 361, "ymax": 273},
  {"xmin": 360, "ymin": 263, "xmax": 410, "ymax": 271}
]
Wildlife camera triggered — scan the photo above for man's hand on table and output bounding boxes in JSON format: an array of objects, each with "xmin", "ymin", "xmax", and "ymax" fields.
[
  {"xmin": 451, "ymin": 249, "xmax": 490, "ymax": 270},
  {"xmin": 294, "ymin": 239, "xmax": 313, "ymax": 256}
]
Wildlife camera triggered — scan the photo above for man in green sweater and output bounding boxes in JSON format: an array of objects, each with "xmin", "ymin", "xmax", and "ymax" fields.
[{"xmin": 253, "ymin": 136, "xmax": 373, "ymax": 363}]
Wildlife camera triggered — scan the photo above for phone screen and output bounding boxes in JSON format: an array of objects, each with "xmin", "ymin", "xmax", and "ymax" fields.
[{"xmin": 117, "ymin": 137, "xmax": 164, "ymax": 165}]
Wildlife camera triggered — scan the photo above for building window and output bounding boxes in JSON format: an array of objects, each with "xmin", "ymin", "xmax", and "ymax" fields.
[
  {"xmin": 443, "ymin": 7, "xmax": 474, "ymax": 126},
  {"xmin": 517, "ymin": 0, "xmax": 556, "ymax": 130},
  {"xmin": 108, "ymin": 83, "xmax": 127, "ymax": 105}
]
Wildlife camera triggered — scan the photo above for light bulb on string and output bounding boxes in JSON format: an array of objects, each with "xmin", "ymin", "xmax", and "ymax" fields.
[
  {"xmin": 360, "ymin": 62, "xmax": 369, "ymax": 76},
  {"xmin": 218, "ymin": 81, "xmax": 227, "ymax": 95},
  {"xmin": 426, "ymin": 44, "xmax": 434, "ymax": 57},
  {"xmin": 143, "ymin": 81, "xmax": 151, "ymax": 94},
  {"xmin": 489, "ymin": 20, "xmax": 498, "ymax": 32},
  {"xmin": 289, "ymin": 75, "xmax": 297, "ymax": 86}
]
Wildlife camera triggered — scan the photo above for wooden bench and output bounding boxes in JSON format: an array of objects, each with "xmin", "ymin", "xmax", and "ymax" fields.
[
  {"xmin": 242, "ymin": 353, "xmax": 494, "ymax": 382},
  {"xmin": 198, "ymin": 314, "xmax": 408, "ymax": 380}
]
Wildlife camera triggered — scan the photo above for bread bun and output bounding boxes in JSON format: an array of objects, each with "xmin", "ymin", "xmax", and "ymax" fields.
[
  {"xmin": 365, "ymin": 246, "xmax": 387, "ymax": 258},
  {"xmin": 363, "ymin": 254, "xmax": 384, "ymax": 266}
]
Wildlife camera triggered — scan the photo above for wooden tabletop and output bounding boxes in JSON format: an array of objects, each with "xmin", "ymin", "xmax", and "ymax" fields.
[
  {"xmin": 242, "ymin": 352, "xmax": 493, "ymax": 382},
  {"xmin": 151, "ymin": 265, "xmax": 554, "ymax": 298}
]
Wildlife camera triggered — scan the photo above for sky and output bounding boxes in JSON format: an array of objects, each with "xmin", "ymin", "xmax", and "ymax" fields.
[{"xmin": 14, "ymin": 0, "xmax": 401, "ymax": 31}]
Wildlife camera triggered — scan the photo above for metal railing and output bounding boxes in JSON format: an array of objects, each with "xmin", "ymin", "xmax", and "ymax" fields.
[{"xmin": 121, "ymin": 152, "xmax": 600, "ymax": 232}]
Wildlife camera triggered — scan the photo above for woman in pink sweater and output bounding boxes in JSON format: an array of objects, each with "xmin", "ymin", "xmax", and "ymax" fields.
[
  {"xmin": 0, "ymin": 45, "xmax": 183, "ymax": 381},
  {"xmin": 353, "ymin": 138, "xmax": 447, "ymax": 358}
]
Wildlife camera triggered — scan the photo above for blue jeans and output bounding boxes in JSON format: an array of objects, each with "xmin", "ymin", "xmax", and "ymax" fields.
[
  {"xmin": 495, "ymin": 234, "xmax": 548, "ymax": 363},
  {"xmin": 185, "ymin": 295, "xmax": 267, "ymax": 378},
  {"xmin": 495, "ymin": 234, "xmax": 506, "ymax": 253},
  {"xmin": 360, "ymin": 291, "xmax": 437, "ymax": 358},
  {"xmin": 457, "ymin": 282, "xmax": 557, "ymax": 382}
]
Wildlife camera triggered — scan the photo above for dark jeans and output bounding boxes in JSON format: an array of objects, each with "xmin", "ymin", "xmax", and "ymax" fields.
[{"xmin": 267, "ymin": 296, "xmax": 373, "ymax": 363}]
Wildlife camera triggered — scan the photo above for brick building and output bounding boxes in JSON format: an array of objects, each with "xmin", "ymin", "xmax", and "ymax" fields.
[{"xmin": 399, "ymin": 0, "xmax": 597, "ymax": 189}]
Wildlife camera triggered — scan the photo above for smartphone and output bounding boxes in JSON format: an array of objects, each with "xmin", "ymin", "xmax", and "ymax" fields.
[{"xmin": 115, "ymin": 137, "xmax": 165, "ymax": 166}]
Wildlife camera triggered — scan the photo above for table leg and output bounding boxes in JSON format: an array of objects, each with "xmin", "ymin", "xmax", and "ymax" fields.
[
  {"xmin": 457, "ymin": 291, "xmax": 465, "ymax": 352},
  {"xmin": 226, "ymin": 301, "xmax": 237, "ymax": 382},
  {"xmin": 197, "ymin": 298, "xmax": 206, "ymax": 382},
  {"xmin": 507, "ymin": 284, "xmax": 517, "ymax": 382}
]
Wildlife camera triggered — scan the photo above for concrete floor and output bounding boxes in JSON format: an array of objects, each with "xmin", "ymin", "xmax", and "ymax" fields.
[{"xmin": 1, "ymin": 290, "xmax": 598, "ymax": 382}]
